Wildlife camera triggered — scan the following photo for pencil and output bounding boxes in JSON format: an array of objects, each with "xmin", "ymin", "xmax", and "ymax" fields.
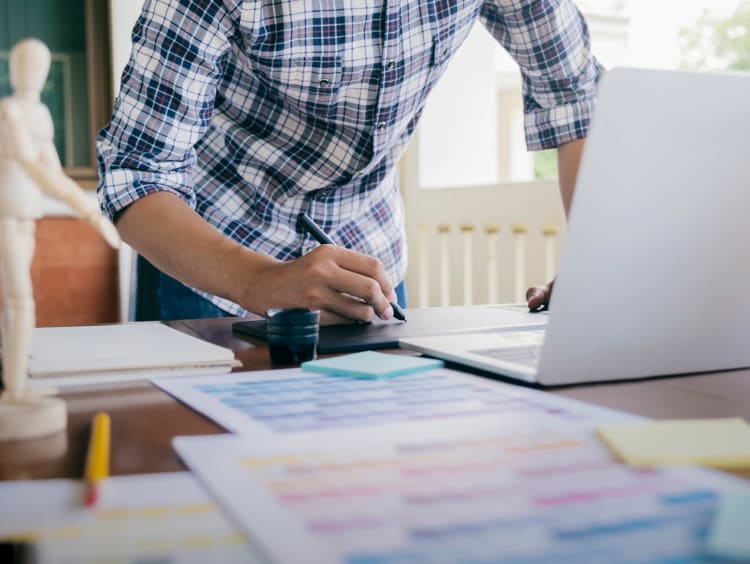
[
  {"xmin": 84, "ymin": 412, "xmax": 110, "ymax": 507},
  {"xmin": 297, "ymin": 213, "xmax": 407, "ymax": 321}
]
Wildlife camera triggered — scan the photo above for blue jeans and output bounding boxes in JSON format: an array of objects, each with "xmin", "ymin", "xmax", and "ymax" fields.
[{"xmin": 157, "ymin": 272, "xmax": 408, "ymax": 320}]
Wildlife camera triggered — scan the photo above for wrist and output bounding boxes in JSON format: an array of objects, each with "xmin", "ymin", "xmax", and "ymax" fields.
[{"xmin": 229, "ymin": 248, "xmax": 283, "ymax": 315}]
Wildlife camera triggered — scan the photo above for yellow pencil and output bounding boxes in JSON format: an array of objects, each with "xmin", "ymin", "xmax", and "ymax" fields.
[{"xmin": 84, "ymin": 412, "xmax": 110, "ymax": 507}]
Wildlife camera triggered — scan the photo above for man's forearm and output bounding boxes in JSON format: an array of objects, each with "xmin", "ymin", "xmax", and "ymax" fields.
[
  {"xmin": 116, "ymin": 192, "xmax": 279, "ymax": 314},
  {"xmin": 556, "ymin": 138, "xmax": 586, "ymax": 218},
  {"xmin": 526, "ymin": 137, "xmax": 586, "ymax": 310}
]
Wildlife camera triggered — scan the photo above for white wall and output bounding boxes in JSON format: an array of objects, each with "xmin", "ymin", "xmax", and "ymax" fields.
[
  {"xmin": 110, "ymin": 1, "xmax": 147, "ymax": 95},
  {"xmin": 417, "ymin": 26, "xmax": 499, "ymax": 189},
  {"xmin": 108, "ymin": 1, "xmax": 147, "ymax": 320}
]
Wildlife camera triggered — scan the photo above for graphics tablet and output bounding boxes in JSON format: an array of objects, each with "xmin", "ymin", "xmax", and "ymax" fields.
[{"xmin": 233, "ymin": 304, "xmax": 547, "ymax": 354}]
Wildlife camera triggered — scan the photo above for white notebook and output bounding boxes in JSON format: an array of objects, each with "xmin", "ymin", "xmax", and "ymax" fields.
[{"xmin": 26, "ymin": 322, "xmax": 240, "ymax": 387}]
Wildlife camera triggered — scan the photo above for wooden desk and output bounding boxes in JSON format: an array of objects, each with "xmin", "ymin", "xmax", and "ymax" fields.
[{"xmin": 1, "ymin": 317, "xmax": 749, "ymax": 481}]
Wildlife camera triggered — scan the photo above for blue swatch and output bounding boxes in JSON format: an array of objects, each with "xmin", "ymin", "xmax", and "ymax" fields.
[{"xmin": 302, "ymin": 351, "xmax": 444, "ymax": 379}]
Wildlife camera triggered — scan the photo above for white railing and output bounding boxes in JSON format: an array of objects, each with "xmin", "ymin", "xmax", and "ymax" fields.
[
  {"xmin": 409, "ymin": 219, "xmax": 564, "ymax": 307},
  {"xmin": 400, "ymin": 142, "xmax": 566, "ymax": 307}
]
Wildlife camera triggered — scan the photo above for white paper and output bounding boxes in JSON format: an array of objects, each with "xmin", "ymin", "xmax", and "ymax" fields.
[
  {"xmin": 175, "ymin": 418, "xmax": 750, "ymax": 564},
  {"xmin": 155, "ymin": 366, "xmax": 632, "ymax": 436},
  {"xmin": 0, "ymin": 472, "xmax": 261, "ymax": 564},
  {"xmin": 28, "ymin": 364, "xmax": 235, "ymax": 388},
  {"xmin": 26, "ymin": 323, "xmax": 238, "ymax": 387}
]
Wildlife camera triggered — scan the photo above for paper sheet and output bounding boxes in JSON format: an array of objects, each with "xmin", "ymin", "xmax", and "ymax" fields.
[
  {"xmin": 155, "ymin": 366, "xmax": 630, "ymax": 435},
  {"xmin": 175, "ymin": 419, "xmax": 750, "ymax": 564},
  {"xmin": 706, "ymin": 493, "xmax": 750, "ymax": 560},
  {"xmin": 597, "ymin": 418, "xmax": 750, "ymax": 468},
  {"xmin": 0, "ymin": 472, "xmax": 260, "ymax": 564}
]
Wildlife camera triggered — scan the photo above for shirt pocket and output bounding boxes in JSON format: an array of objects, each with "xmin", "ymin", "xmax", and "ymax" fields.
[
  {"xmin": 419, "ymin": 32, "xmax": 457, "ymax": 104},
  {"xmin": 419, "ymin": 0, "xmax": 480, "ymax": 102},
  {"xmin": 253, "ymin": 56, "xmax": 343, "ymax": 118}
]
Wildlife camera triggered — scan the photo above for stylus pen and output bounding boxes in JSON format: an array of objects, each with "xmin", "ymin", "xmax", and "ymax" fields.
[{"xmin": 297, "ymin": 212, "xmax": 407, "ymax": 322}]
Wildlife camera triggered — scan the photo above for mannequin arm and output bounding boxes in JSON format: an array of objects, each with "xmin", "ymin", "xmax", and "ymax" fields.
[
  {"xmin": 32, "ymin": 144, "xmax": 97, "ymax": 219},
  {"xmin": 2, "ymin": 103, "xmax": 120, "ymax": 248}
]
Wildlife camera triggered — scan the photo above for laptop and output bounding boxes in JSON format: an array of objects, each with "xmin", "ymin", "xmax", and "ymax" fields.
[
  {"xmin": 400, "ymin": 68, "xmax": 750, "ymax": 386},
  {"xmin": 234, "ymin": 304, "xmax": 548, "ymax": 354}
]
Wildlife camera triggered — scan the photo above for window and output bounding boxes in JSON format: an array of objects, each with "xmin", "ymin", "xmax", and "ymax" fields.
[
  {"xmin": 416, "ymin": 0, "xmax": 747, "ymax": 190},
  {"xmin": 0, "ymin": 0, "xmax": 112, "ymax": 187}
]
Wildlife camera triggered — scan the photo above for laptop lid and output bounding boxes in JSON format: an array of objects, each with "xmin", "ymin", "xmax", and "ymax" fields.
[{"xmin": 536, "ymin": 68, "xmax": 750, "ymax": 385}]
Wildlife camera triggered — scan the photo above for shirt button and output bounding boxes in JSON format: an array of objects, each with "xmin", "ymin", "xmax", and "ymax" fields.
[
  {"xmin": 319, "ymin": 78, "xmax": 331, "ymax": 87},
  {"xmin": 377, "ymin": 123, "xmax": 387, "ymax": 132},
  {"xmin": 318, "ymin": 189, "xmax": 330, "ymax": 198},
  {"xmin": 385, "ymin": 61, "xmax": 395, "ymax": 70}
]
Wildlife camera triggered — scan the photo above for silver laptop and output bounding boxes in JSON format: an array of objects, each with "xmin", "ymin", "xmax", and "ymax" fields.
[{"xmin": 401, "ymin": 68, "xmax": 750, "ymax": 386}]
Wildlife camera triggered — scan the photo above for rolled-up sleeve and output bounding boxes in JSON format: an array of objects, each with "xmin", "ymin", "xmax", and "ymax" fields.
[
  {"xmin": 97, "ymin": 0, "xmax": 236, "ymax": 220},
  {"xmin": 480, "ymin": 0, "xmax": 604, "ymax": 151}
]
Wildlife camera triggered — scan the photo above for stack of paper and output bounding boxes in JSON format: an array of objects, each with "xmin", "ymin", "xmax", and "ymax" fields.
[
  {"xmin": 26, "ymin": 322, "xmax": 240, "ymax": 387},
  {"xmin": 159, "ymin": 367, "xmax": 750, "ymax": 562}
]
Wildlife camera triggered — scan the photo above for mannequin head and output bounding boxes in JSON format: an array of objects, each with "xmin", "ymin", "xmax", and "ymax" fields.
[{"xmin": 9, "ymin": 39, "xmax": 51, "ymax": 101}]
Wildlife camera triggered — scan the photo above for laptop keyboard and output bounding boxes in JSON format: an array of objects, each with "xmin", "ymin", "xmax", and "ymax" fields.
[{"xmin": 469, "ymin": 345, "xmax": 541, "ymax": 367}]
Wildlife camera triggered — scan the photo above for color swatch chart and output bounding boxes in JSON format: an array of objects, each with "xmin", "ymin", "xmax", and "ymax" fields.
[
  {"xmin": 175, "ymin": 418, "xmax": 749, "ymax": 564},
  {"xmin": 0, "ymin": 472, "xmax": 259, "ymax": 564},
  {"xmin": 156, "ymin": 367, "xmax": 614, "ymax": 435}
]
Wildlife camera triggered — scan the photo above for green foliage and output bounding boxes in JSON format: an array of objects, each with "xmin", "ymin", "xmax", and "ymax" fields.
[
  {"xmin": 534, "ymin": 149, "xmax": 558, "ymax": 180},
  {"xmin": 680, "ymin": 7, "xmax": 750, "ymax": 71}
]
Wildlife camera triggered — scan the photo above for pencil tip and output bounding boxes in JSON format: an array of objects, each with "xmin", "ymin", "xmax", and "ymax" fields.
[
  {"xmin": 85, "ymin": 487, "xmax": 99, "ymax": 507},
  {"xmin": 391, "ymin": 302, "xmax": 407, "ymax": 322}
]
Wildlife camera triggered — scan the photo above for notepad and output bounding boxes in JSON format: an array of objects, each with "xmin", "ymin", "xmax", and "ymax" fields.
[
  {"xmin": 26, "ymin": 323, "xmax": 240, "ymax": 387},
  {"xmin": 301, "ymin": 351, "xmax": 444, "ymax": 379},
  {"xmin": 706, "ymin": 494, "xmax": 750, "ymax": 560},
  {"xmin": 596, "ymin": 418, "xmax": 750, "ymax": 469}
]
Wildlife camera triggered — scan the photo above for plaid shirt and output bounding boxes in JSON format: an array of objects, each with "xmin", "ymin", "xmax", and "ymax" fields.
[{"xmin": 97, "ymin": 0, "xmax": 602, "ymax": 315}]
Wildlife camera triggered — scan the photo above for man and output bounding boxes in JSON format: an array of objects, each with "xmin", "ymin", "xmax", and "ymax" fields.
[{"xmin": 98, "ymin": 0, "xmax": 602, "ymax": 323}]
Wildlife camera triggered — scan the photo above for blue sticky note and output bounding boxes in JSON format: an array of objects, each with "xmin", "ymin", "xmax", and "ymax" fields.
[
  {"xmin": 301, "ymin": 351, "xmax": 444, "ymax": 379},
  {"xmin": 706, "ymin": 494, "xmax": 750, "ymax": 560}
]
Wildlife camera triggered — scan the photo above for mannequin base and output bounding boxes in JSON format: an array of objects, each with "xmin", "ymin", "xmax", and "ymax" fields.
[{"xmin": 0, "ymin": 396, "xmax": 67, "ymax": 441}]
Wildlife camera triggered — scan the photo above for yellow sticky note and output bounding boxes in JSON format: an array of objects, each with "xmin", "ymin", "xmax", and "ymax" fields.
[{"xmin": 596, "ymin": 418, "xmax": 750, "ymax": 469}]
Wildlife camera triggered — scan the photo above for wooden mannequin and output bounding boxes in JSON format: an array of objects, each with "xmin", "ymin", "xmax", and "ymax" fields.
[{"xmin": 0, "ymin": 39, "xmax": 120, "ymax": 440}]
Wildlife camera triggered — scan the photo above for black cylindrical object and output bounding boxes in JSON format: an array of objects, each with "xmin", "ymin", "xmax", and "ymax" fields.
[{"xmin": 266, "ymin": 308, "xmax": 320, "ymax": 365}]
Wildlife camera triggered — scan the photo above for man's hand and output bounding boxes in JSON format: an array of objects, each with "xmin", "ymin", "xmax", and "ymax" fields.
[
  {"xmin": 526, "ymin": 279, "xmax": 554, "ymax": 312},
  {"xmin": 252, "ymin": 245, "xmax": 397, "ymax": 325}
]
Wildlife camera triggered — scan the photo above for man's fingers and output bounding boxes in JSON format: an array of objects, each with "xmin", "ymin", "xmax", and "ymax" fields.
[
  {"xmin": 320, "ymin": 289, "xmax": 377, "ymax": 323},
  {"xmin": 330, "ymin": 268, "xmax": 393, "ymax": 320},
  {"xmin": 328, "ymin": 246, "xmax": 394, "ymax": 299},
  {"xmin": 319, "ymin": 310, "xmax": 360, "ymax": 327},
  {"xmin": 526, "ymin": 282, "xmax": 552, "ymax": 312},
  {"xmin": 305, "ymin": 246, "xmax": 394, "ymax": 319}
]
